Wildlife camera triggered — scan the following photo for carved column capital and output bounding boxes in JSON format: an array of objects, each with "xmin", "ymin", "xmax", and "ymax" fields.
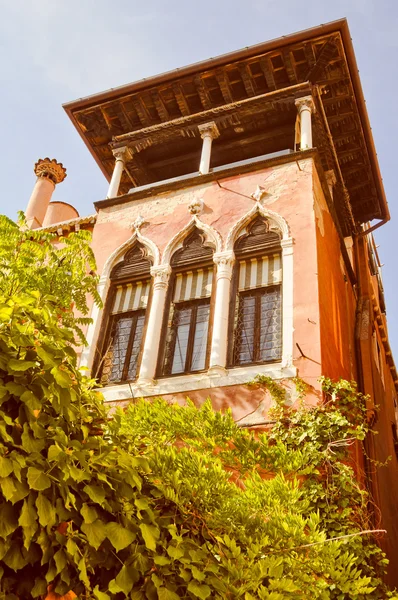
[
  {"xmin": 112, "ymin": 146, "xmax": 129, "ymax": 163},
  {"xmin": 295, "ymin": 95, "xmax": 315, "ymax": 114},
  {"xmin": 151, "ymin": 265, "xmax": 172, "ymax": 289},
  {"xmin": 213, "ymin": 251, "xmax": 235, "ymax": 280},
  {"xmin": 198, "ymin": 121, "xmax": 220, "ymax": 140}
]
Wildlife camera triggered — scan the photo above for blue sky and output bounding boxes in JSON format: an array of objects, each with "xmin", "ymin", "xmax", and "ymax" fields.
[{"xmin": 1, "ymin": 0, "xmax": 397, "ymax": 356}]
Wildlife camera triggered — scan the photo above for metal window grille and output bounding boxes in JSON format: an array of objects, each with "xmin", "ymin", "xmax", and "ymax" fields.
[
  {"xmin": 100, "ymin": 280, "xmax": 150, "ymax": 384},
  {"xmin": 233, "ymin": 254, "xmax": 282, "ymax": 366}
]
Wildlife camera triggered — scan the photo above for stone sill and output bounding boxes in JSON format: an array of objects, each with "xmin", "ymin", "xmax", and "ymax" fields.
[{"xmin": 99, "ymin": 362, "xmax": 297, "ymax": 403}]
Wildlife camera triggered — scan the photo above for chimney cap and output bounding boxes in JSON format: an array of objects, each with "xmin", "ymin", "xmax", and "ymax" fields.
[{"xmin": 34, "ymin": 158, "xmax": 67, "ymax": 184}]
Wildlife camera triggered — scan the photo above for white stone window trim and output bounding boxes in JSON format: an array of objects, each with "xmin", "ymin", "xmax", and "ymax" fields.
[
  {"xmin": 80, "ymin": 231, "xmax": 160, "ymax": 371},
  {"xmin": 99, "ymin": 362, "xmax": 297, "ymax": 402},
  {"xmin": 225, "ymin": 202, "xmax": 294, "ymax": 371}
]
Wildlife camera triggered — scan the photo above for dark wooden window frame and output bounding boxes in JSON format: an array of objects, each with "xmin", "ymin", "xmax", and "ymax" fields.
[
  {"xmin": 102, "ymin": 308, "xmax": 146, "ymax": 383},
  {"xmin": 232, "ymin": 284, "xmax": 282, "ymax": 367},
  {"xmin": 162, "ymin": 297, "xmax": 212, "ymax": 376}
]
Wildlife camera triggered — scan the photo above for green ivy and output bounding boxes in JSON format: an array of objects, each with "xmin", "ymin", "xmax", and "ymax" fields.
[{"xmin": 0, "ymin": 214, "xmax": 397, "ymax": 599}]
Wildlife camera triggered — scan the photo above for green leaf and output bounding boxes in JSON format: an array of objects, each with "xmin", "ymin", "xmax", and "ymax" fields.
[
  {"xmin": 83, "ymin": 484, "xmax": 106, "ymax": 505},
  {"xmin": 93, "ymin": 586, "xmax": 110, "ymax": 600},
  {"xmin": 21, "ymin": 427, "xmax": 45, "ymax": 453},
  {"xmin": 139, "ymin": 522, "xmax": 159, "ymax": 551},
  {"xmin": 0, "ymin": 456, "xmax": 13, "ymax": 477},
  {"xmin": 0, "ymin": 476, "xmax": 16, "ymax": 501},
  {"xmin": 3, "ymin": 543, "xmax": 27, "ymax": 570},
  {"xmin": 154, "ymin": 555, "xmax": 171, "ymax": 566},
  {"xmin": 36, "ymin": 346, "xmax": 57, "ymax": 367},
  {"xmin": 18, "ymin": 497, "xmax": 37, "ymax": 528},
  {"xmin": 167, "ymin": 545, "xmax": 184, "ymax": 560},
  {"xmin": 81, "ymin": 519, "xmax": 107, "ymax": 550},
  {"xmin": 187, "ymin": 581, "xmax": 211, "ymax": 599},
  {"xmin": 191, "ymin": 566, "xmax": 206, "ymax": 582},
  {"xmin": 20, "ymin": 390, "xmax": 41, "ymax": 411},
  {"xmin": 106, "ymin": 522, "xmax": 135, "ymax": 551},
  {"xmin": 9, "ymin": 479, "xmax": 29, "ymax": 504},
  {"xmin": 30, "ymin": 577, "xmax": 47, "ymax": 598},
  {"xmin": 51, "ymin": 366, "xmax": 73, "ymax": 388},
  {"xmin": 48, "ymin": 444, "xmax": 63, "ymax": 461},
  {"xmin": 54, "ymin": 548, "xmax": 67, "ymax": 574},
  {"xmin": 115, "ymin": 565, "xmax": 138, "ymax": 595},
  {"xmin": 36, "ymin": 493, "xmax": 57, "ymax": 527},
  {"xmin": 27, "ymin": 467, "xmax": 51, "ymax": 491},
  {"xmin": 81, "ymin": 502, "xmax": 98, "ymax": 524},
  {"xmin": 8, "ymin": 358, "xmax": 37, "ymax": 371},
  {"xmin": 158, "ymin": 588, "xmax": 180, "ymax": 600}
]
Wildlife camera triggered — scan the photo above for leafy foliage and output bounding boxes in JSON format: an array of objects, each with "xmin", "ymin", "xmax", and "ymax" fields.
[{"xmin": 0, "ymin": 214, "xmax": 397, "ymax": 599}]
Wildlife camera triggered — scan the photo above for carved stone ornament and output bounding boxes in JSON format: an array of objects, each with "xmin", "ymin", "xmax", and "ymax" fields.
[
  {"xmin": 150, "ymin": 265, "xmax": 172, "ymax": 288},
  {"xmin": 250, "ymin": 185, "xmax": 267, "ymax": 203},
  {"xmin": 112, "ymin": 146, "xmax": 129, "ymax": 162},
  {"xmin": 188, "ymin": 198, "xmax": 204, "ymax": 215},
  {"xmin": 295, "ymin": 95, "xmax": 315, "ymax": 114},
  {"xmin": 132, "ymin": 215, "xmax": 147, "ymax": 231},
  {"xmin": 213, "ymin": 251, "xmax": 235, "ymax": 280},
  {"xmin": 34, "ymin": 158, "xmax": 67, "ymax": 184},
  {"xmin": 198, "ymin": 121, "xmax": 220, "ymax": 140}
]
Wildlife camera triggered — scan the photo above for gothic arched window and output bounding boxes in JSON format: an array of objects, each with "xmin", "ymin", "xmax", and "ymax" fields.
[
  {"xmin": 96, "ymin": 243, "xmax": 152, "ymax": 384},
  {"xmin": 159, "ymin": 228, "xmax": 215, "ymax": 376},
  {"xmin": 230, "ymin": 216, "xmax": 282, "ymax": 366}
]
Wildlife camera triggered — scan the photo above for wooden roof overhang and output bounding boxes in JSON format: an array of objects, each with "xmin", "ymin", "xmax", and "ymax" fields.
[{"xmin": 63, "ymin": 18, "xmax": 389, "ymax": 234}]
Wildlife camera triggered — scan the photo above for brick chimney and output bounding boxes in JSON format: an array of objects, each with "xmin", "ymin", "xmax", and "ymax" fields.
[{"xmin": 25, "ymin": 158, "xmax": 67, "ymax": 229}]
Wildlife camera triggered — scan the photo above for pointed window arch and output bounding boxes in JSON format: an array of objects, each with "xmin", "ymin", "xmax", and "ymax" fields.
[
  {"xmin": 158, "ymin": 228, "xmax": 215, "ymax": 376},
  {"xmin": 95, "ymin": 242, "xmax": 153, "ymax": 384},
  {"xmin": 229, "ymin": 216, "xmax": 283, "ymax": 367}
]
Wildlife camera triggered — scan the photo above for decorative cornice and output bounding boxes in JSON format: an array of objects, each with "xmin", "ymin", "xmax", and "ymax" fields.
[{"xmin": 34, "ymin": 158, "xmax": 67, "ymax": 184}]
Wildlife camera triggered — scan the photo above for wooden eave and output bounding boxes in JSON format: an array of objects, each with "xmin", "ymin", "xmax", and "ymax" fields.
[{"xmin": 63, "ymin": 18, "xmax": 389, "ymax": 229}]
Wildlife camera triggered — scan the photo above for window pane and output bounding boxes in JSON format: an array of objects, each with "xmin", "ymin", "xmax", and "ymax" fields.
[
  {"xmin": 191, "ymin": 304, "xmax": 210, "ymax": 371},
  {"xmin": 234, "ymin": 295, "xmax": 256, "ymax": 365},
  {"xmin": 126, "ymin": 314, "xmax": 146, "ymax": 380},
  {"xmin": 108, "ymin": 316, "xmax": 134, "ymax": 382},
  {"xmin": 259, "ymin": 287, "xmax": 282, "ymax": 361},
  {"xmin": 171, "ymin": 307, "xmax": 192, "ymax": 374}
]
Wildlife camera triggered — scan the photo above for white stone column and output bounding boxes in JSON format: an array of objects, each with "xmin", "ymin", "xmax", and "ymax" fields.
[
  {"xmin": 281, "ymin": 238, "xmax": 294, "ymax": 368},
  {"xmin": 295, "ymin": 96, "xmax": 315, "ymax": 150},
  {"xmin": 137, "ymin": 265, "xmax": 172, "ymax": 386},
  {"xmin": 198, "ymin": 122, "xmax": 220, "ymax": 175},
  {"xmin": 107, "ymin": 147, "xmax": 128, "ymax": 199},
  {"xmin": 208, "ymin": 251, "xmax": 235, "ymax": 376}
]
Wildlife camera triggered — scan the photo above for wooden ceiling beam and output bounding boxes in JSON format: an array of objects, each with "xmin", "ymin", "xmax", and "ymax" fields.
[
  {"xmin": 150, "ymin": 90, "xmax": 170, "ymax": 121},
  {"xmin": 111, "ymin": 82, "xmax": 308, "ymax": 148},
  {"xmin": 238, "ymin": 64, "xmax": 256, "ymax": 97},
  {"xmin": 305, "ymin": 37, "xmax": 338, "ymax": 82},
  {"xmin": 281, "ymin": 50, "xmax": 298, "ymax": 84},
  {"xmin": 259, "ymin": 57, "xmax": 277, "ymax": 90},
  {"xmin": 172, "ymin": 84, "xmax": 191, "ymax": 116},
  {"xmin": 130, "ymin": 96, "xmax": 153, "ymax": 127},
  {"xmin": 193, "ymin": 75, "xmax": 212, "ymax": 109},
  {"xmin": 215, "ymin": 70, "xmax": 234, "ymax": 103}
]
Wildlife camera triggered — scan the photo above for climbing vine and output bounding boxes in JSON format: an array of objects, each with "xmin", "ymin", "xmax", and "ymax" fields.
[{"xmin": 0, "ymin": 214, "xmax": 397, "ymax": 598}]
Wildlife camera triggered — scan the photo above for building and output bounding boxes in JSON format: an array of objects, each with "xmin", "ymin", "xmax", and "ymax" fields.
[{"xmin": 24, "ymin": 19, "xmax": 398, "ymax": 585}]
